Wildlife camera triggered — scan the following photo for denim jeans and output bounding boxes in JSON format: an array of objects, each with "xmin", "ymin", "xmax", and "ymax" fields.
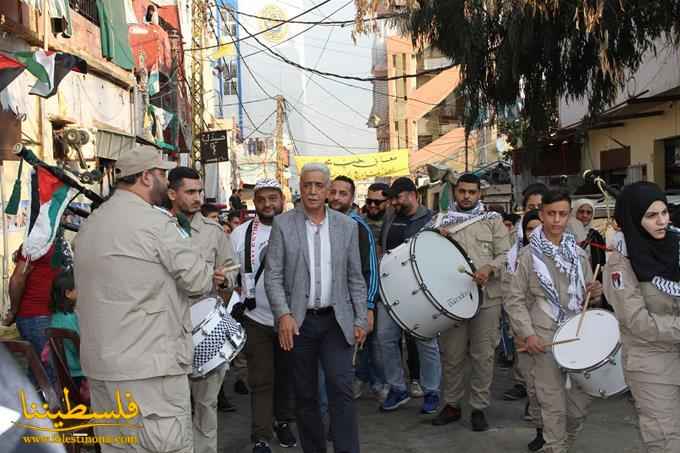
[
  {"xmin": 355, "ymin": 332, "xmax": 385, "ymax": 389},
  {"xmin": 16, "ymin": 315, "xmax": 55, "ymax": 384},
  {"xmin": 376, "ymin": 303, "xmax": 441, "ymax": 394}
]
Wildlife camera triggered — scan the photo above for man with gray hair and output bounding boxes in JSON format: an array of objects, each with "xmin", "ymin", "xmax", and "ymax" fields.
[{"xmin": 265, "ymin": 163, "xmax": 368, "ymax": 453}]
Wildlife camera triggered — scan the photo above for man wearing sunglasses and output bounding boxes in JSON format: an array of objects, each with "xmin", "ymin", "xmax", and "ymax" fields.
[{"xmin": 363, "ymin": 183, "xmax": 390, "ymax": 256}]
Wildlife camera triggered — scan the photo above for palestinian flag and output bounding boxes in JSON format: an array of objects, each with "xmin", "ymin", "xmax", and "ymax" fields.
[
  {"xmin": 0, "ymin": 53, "xmax": 26, "ymax": 92},
  {"xmin": 30, "ymin": 52, "xmax": 87, "ymax": 98},
  {"xmin": 12, "ymin": 50, "xmax": 53, "ymax": 87},
  {"xmin": 22, "ymin": 166, "xmax": 77, "ymax": 261}
]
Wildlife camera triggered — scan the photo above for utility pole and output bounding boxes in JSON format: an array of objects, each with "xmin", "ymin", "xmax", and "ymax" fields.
[
  {"xmin": 275, "ymin": 95, "xmax": 285, "ymax": 186},
  {"xmin": 190, "ymin": 0, "xmax": 207, "ymax": 177}
]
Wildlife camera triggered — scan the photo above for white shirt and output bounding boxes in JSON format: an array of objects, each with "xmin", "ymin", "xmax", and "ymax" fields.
[
  {"xmin": 306, "ymin": 211, "xmax": 332, "ymax": 308},
  {"xmin": 231, "ymin": 218, "xmax": 274, "ymax": 327}
]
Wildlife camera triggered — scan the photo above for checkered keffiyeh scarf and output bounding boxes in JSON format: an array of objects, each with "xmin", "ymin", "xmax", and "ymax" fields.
[
  {"xmin": 435, "ymin": 201, "xmax": 501, "ymax": 228},
  {"xmin": 530, "ymin": 225, "xmax": 585, "ymax": 322}
]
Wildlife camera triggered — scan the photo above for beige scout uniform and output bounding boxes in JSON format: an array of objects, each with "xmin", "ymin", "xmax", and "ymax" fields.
[
  {"xmin": 604, "ymin": 251, "xmax": 680, "ymax": 453},
  {"xmin": 506, "ymin": 246, "xmax": 595, "ymax": 453},
  {"xmin": 75, "ymin": 190, "xmax": 213, "ymax": 453},
  {"xmin": 440, "ymin": 215, "xmax": 510, "ymax": 410},
  {"xmin": 188, "ymin": 213, "xmax": 238, "ymax": 453},
  {"xmin": 501, "ymin": 267, "xmax": 542, "ymax": 428}
]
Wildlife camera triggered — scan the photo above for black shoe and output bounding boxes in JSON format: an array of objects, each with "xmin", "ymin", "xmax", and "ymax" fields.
[
  {"xmin": 431, "ymin": 404, "xmax": 462, "ymax": 426},
  {"xmin": 471, "ymin": 409, "xmax": 489, "ymax": 432},
  {"xmin": 234, "ymin": 379, "xmax": 250, "ymax": 395},
  {"xmin": 253, "ymin": 441, "xmax": 272, "ymax": 453},
  {"xmin": 503, "ymin": 384, "xmax": 528, "ymax": 400},
  {"xmin": 217, "ymin": 391, "xmax": 236, "ymax": 412},
  {"xmin": 528, "ymin": 428, "xmax": 545, "ymax": 452},
  {"xmin": 273, "ymin": 421, "xmax": 297, "ymax": 448}
]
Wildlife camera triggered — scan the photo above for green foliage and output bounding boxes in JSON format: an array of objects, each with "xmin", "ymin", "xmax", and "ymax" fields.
[{"xmin": 396, "ymin": 0, "xmax": 680, "ymax": 148}]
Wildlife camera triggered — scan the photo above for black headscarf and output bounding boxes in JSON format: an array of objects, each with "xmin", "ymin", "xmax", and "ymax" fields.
[
  {"xmin": 614, "ymin": 182, "xmax": 680, "ymax": 282},
  {"xmin": 522, "ymin": 209, "xmax": 541, "ymax": 247}
]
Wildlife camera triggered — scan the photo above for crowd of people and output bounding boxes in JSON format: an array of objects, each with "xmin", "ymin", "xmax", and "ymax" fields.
[{"xmin": 3, "ymin": 146, "xmax": 680, "ymax": 453}]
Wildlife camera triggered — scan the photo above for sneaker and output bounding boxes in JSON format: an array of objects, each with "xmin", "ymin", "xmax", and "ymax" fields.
[
  {"xmin": 471, "ymin": 409, "xmax": 489, "ymax": 432},
  {"xmin": 353, "ymin": 378, "xmax": 364, "ymax": 400},
  {"xmin": 432, "ymin": 404, "xmax": 461, "ymax": 426},
  {"xmin": 421, "ymin": 392, "xmax": 439, "ymax": 414},
  {"xmin": 381, "ymin": 388, "xmax": 410, "ymax": 411},
  {"xmin": 253, "ymin": 441, "xmax": 272, "ymax": 453},
  {"xmin": 273, "ymin": 421, "xmax": 297, "ymax": 448},
  {"xmin": 409, "ymin": 380, "xmax": 424, "ymax": 398},
  {"xmin": 234, "ymin": 379, "xmax": 250, "ymax": 395},
  {"xmin": 503, "ymin": 384, "xmax": 527, "ymax": 400},
  {"xmin": 528, "ymin": 428, "xmax": 545, "ymax": 452},
  {"xmin": 371, "ymin": 384, "xmax": 389, "ymax": 403}
]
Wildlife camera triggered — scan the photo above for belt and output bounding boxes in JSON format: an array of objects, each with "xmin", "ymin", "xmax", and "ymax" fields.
[{"xmin": 306, "ymin": 306, "xmax": 334, "ymax": 316}]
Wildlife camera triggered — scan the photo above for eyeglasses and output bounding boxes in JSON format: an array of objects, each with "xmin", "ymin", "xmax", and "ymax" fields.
[{"xmin": 365, "ymin": 198, "xmax": 387, "ymax": 206}]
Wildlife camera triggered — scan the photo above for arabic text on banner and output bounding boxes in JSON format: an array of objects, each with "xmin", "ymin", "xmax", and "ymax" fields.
[{"xmin": 294, "ymin": 149, "xmax": 409, "ymax": 180}]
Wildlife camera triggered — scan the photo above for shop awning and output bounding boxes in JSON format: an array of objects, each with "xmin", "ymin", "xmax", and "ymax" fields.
[{"xmin": 96, "ymin": 129, "xmax": 135, "ymax": 160}]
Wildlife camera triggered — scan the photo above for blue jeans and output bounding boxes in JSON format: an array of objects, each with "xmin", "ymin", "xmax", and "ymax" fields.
[
  {"xmin": 376, "ymin": 303, "xmax": 441, "ymax": 394},
  {"xmin": 16, "ymin": 315, "xmax": 55, "ymax": 384},
  {"xmin": 355, "ymin": 331, "xmax": 386, "ymax": 389}
]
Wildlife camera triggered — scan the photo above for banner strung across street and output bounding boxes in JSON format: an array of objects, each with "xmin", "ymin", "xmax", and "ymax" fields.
[{"xmin": 294, "ymin": 149, "xmax": 409, "ymax": 180}]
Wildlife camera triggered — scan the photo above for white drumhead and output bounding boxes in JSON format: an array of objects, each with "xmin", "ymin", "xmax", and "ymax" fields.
[
  {"xmin": 553, "ymin": 309, "xmax": 620, "ymax": 370},
  {"xmin": 191, "ymin": 297, "xmax": 219, "ymax": 328},
  {"xmin": 412, "ymin": 230, "xmax": 480, "ymax": 319}
]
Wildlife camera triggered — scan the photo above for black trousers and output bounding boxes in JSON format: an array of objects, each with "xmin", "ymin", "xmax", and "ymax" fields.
[{"xmin": 292, "ymin": 311, "xmax": 359, "ymax": 453}]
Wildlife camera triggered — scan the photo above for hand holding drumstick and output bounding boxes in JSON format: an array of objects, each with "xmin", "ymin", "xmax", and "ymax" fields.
[{"xmin": 575, "ymin": 264, "xmax": 602, "ymax": 337}]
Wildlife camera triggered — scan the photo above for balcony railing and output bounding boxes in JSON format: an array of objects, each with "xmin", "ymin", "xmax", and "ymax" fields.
[{"xmin": 69, "ymin": 0, "xmax": 99, "ymax": 26}]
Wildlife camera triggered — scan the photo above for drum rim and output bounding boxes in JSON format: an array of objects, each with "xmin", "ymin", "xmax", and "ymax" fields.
[
  {"xmin": 409, "ymin": 228, "xmax": 483, "ymax": 320},
  {"xmin": 192, "ymin": 297, "xmax": 223, "ymax": 335},
  {"xmin": 378, "ymin": 279, "xmax": 433, "ymax": 341},
  {"xmin": 553, "ymin": 308, "xmax": 621, "ymax": 372}
]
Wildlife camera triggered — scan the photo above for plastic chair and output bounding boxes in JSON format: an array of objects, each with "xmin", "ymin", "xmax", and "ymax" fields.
[{"xmin": 45, "ymin": 328, "xmax": 99, "ymax": 453}]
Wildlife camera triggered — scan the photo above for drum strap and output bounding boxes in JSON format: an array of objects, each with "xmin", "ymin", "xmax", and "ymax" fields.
[{"xmin": 244, "ymin": 219, "xmax": 266, "ymax": 310}]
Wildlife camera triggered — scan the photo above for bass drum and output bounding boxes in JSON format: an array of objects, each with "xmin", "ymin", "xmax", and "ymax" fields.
[{"xmin": 379, "ymin": 229, "xmax": 481, "ymax": 340}]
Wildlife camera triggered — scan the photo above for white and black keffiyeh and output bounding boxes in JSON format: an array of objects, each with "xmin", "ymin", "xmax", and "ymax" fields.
[
  {"xmin": 530, "ymin": 225, "xmax": 585, "ymax": 322},
  {"xmin": 506, "ymin": 226, "xmax": 524, "ymax": 273},
  {"xmin": 434, "ymin": 201, "xmax": 501, "ymax": 228}
]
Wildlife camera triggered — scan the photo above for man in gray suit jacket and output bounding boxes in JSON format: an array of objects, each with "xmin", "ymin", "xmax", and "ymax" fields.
[{"xmin": 265, "ymin": 163, "xmax": 368, "ymax": 453}]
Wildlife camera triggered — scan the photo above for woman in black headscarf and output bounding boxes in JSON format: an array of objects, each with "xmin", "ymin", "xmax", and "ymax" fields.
[{"xmin": 603, "ymin": 181, "xmax": 680, "ymax": 453}]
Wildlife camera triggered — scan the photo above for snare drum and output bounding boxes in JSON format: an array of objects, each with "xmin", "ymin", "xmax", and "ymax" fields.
[
  {"xmin": 379, "ymin": 229, "xmax": 482, "ymax": 340},
  {"xmin": 552, "ymin": 309, "xmax": 628, "ymax": 398},
  {"xmin": 191, "ymin": 296, "xmax": 246, "ymax": 378}
]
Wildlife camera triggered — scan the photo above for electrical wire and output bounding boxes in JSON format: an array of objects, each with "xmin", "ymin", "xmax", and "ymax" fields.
[
  {"xmin": 229, "ymin": 10, "xmax": 455, "ymax": 82},
  {"xmin": 285, "ymin": 100, "xmax": 356, "ymax": 154},
  {"xmin": 242, "ymin": 109, "xmax": 278, "ymax": 140},
  {"xmin": 295, "ymin": 23, "xmax": 334, "ymax": 103},
  {"xmin": 184, "ymin": 0, "xmax": 332, "ymax": 51},
  {"xmin": 226, "ymin": 7, "xmax": 405, "ymax": 27},
  {"xmin": 240, "ymin": 1, "xmax": 353, "ymax": 60}
]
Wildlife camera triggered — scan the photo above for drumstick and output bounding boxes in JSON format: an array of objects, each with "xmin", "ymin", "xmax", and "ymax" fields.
[
  {"xmin": 517, "ymin": 337, "xmax": 580, "ymax": 353},
  {"xmin": 352, "ymin": 343, "xmax": 364, "ymax": 367},
  {"xmin": 457, "ymin": 265, "xmax": 475, "ymax": 278},
  {"xmin": 221, "ymin": 263, "xmax": 241, "ymax": 273},
  {"xmin": 575, "ymin": 264, "xmax": 601, "ymax": 337}
]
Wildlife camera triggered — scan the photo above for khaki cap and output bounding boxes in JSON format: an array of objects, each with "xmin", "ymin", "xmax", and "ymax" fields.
[{"xmin": 115, "ymin": 145, "xmax": 176, "ymax": 178}]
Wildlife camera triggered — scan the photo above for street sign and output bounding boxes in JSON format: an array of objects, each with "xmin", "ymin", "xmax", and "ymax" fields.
[{"xmin": 200, "ymin": 130, "xmax": 229, "ymax": 163}]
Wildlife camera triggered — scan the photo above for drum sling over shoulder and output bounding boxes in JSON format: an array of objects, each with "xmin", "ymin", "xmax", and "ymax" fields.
[{"xmin": 244, "ymin": 220, "xmax": 266, "ymax": 310}]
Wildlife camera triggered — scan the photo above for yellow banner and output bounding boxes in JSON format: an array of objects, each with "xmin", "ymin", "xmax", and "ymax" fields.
[{"xmin": 294, "ymin": 149, "xmax": 409, "ymax": 180}]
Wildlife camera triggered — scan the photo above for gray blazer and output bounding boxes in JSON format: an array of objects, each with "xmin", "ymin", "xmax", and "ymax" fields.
[{"xmin": 264, "ymin": 207, "xmax": 368, "ymax": 345}]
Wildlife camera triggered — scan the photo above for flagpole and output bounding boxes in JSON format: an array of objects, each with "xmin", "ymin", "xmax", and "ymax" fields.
[
  {"xmin": 0, "ymin": 163, "xmax": 8, "ymax": 320},
  {"xmin": 43, "ymin": 0, "xmax": 49, "ymax": 51}
]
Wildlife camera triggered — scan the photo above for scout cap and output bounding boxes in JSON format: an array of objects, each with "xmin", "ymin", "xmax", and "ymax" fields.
[
  {"xmin": 385, "ymin": 177, "xmax": 417, "ymax": 198},
  {"xmin": 115, "ymin": 145, "xmax": 176, "ymax": 178}
]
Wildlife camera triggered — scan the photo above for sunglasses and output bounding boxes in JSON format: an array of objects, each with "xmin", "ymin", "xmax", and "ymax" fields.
[{"xmin": 365, "ymin": 198, "xmax": 387, "ymax": 206}]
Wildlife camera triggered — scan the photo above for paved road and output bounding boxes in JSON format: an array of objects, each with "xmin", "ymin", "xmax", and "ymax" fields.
[{"xmin": 218, "ymin": 363, "xmax": 643, "ymax": 453}]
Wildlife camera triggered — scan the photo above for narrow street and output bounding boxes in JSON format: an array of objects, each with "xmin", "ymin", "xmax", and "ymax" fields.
[{"xmin": 219, "ymin": 364, "xmax": 642, "ymax": 453}]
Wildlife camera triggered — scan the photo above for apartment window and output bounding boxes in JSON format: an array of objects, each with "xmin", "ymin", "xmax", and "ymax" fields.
[
  {"xmin": 69, "ymin": 0, "xmax": 99, "ymax": 26},
  {"xmin": 222, "ymin": 61, "xmax": 238, "ymax": 96},
  {"xmin": 219, "ymin": 7, "xmax": 237, "ymax": 37}
]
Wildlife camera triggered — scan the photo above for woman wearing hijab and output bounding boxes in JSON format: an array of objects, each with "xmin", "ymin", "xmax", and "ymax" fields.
[
  {"xmin": 504, "ymin": 210, "xmax": 545, "ymax": 452},
  {"xmin": 569, "ymin": 199, "xmax": 607, "ymax": 271},
  {"xmin": 603, "ymin": 182, "xmax": 680, "ymax": 453}
]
